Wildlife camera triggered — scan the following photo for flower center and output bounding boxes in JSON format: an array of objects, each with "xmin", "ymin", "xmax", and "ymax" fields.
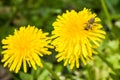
[{"xmin": 15, "ymin": 38, "xmax": 32, "ymax": 52}]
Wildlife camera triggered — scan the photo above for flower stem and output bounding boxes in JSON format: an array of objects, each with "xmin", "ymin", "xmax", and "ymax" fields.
[
  {"xmin": 100, "ymin": 0, "xmax": 113, "ymax": 29},
  {"xmin": 42, "ymin": 60, "xmax": 60, "ymax": 80}
]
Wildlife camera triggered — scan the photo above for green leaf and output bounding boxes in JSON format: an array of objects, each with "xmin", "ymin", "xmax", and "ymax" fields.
[
  {"xmin": 37, "ymin": 69, "xmax": 50, "ymax": 80},
  {"xmin": 19, "ymin": 72, "xmax": 34, "ymax": 80}
]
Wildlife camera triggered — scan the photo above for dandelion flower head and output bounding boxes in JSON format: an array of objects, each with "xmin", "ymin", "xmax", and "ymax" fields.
[
  {"xmin": 1, "ymin": 25, "xmax": 52, "ymax": 73},
  {"xmin": 52, "ymin": 8, "xmax": 106, "ymax": 69}
]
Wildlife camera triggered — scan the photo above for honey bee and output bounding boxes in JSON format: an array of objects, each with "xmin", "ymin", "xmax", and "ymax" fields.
[{"xmin": 84, "ymin": 17, "xmax": 95, "ymax": 30}]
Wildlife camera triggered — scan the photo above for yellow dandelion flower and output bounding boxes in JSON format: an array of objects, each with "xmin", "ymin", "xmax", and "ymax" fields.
[
  {"xmin": 1, "ymin": 25, "xmax": 53, "ymax": 73},
  {"xmin": 51, "ymin": 8, "xmax": 106, "ymax": 69}
]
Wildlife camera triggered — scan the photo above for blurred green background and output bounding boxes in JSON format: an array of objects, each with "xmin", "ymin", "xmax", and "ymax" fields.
[{"xmin": 0, "ymin": 0, "xmax": 120, "ymax": 80}]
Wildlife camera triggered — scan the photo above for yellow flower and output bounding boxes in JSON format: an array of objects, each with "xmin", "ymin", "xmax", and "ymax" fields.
[
  {"xmin": 51, "ymin": 8, "xmax": 106, "ymax": 69},
  {"xmin": 1, "ymin": 25, "xmax": 53, "ymax": 73}
]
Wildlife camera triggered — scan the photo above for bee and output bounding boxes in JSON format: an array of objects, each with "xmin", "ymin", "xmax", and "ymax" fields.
[{"xmin": 84, "ymin": 17, "xmax": 95, "ymax": 30}]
